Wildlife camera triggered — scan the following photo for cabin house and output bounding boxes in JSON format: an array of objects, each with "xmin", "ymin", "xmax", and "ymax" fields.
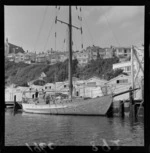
[
  {"xmin": 86, "ymin": 76, "xmax": 107, "ymax": 87},
  {"xmin": 75, "ymin": 86, "xmax": 104, "ymax": 98},
  {"xmin": 55, "ymin": 81, "xmax": 69, "ymax": 93},
  {"xmin": 74, "ymin": 76, "xmax": 108, "ymax": 98},
  {"xmin": 44, "ymin": 83, "xmax": 56, "ymax": 91}
]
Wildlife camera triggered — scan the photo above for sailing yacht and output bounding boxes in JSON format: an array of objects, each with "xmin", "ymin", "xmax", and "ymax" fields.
[{"xmin": 22, "ymin": 6, "xmax": 115, "ymax": 115}]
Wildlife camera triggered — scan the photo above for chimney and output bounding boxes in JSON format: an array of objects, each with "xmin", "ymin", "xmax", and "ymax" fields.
[{"xmin": 6, "ymin": 38, "xmax": 8, "ymax": 43}]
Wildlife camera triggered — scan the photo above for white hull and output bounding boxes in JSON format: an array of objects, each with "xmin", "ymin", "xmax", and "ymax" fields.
[{"xmin": 22, "ymin": 95, "xmax": 113, "ymax": 115}]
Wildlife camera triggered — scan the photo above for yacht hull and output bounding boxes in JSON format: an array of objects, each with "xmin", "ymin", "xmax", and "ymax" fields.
[{"xmin": 22, "ymin": 95, "xmax": 113, "ymax": 116}]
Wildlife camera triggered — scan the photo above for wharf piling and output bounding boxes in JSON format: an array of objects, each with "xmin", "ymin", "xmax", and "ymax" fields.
[
  {"xmin": 111, "ymin": 87, "xmax": 143, "ymax": 118},
  {"xmin": 13, "ymin": 95, "xmax": 16, "ymax": 115},
  {"xmin": 13, "ymin": 95, "xmax": 22, "ymax": 114},
  {"xmin": 129, "ymin": 87, "xmax": 138, "ymax": 119},
  {"xmin": 106, "ymin": 102, "xmax": 114, "ymax": 117},
  {"xmin": 119, "ymin": 100, "xmax": 124, "ymax": 118}
]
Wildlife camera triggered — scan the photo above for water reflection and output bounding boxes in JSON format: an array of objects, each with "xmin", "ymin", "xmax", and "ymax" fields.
[{"xmin": 5, "ymin": 110, "xmax": 144, "ymax": 146}]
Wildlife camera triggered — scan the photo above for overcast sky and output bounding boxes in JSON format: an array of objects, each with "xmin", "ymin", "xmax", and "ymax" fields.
[{"xmin": 5, "ymin": 6, "xmax": 144, "ymax": 53}]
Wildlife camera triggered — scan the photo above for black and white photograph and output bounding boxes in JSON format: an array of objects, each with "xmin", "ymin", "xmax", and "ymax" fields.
[{"xmin": 4, "ymin": 4, "xmax": 145, "ymax": 149}]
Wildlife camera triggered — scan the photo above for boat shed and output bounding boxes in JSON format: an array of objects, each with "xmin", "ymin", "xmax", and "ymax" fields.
[
  {"xmin": 86, "ymin": 76, "xmax": 107, "ymax": 87},
  {"xmin": 105, "ymin": 74, "xmax": 131, "ymax": 101}
]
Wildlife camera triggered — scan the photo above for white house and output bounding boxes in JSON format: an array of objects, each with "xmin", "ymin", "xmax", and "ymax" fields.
[
  {"xmin": 113, "ymin": 61, "xmax": 131, "ymax": 76},
  {"xmin": 5, "ymin": 86, "xmax": 29, "ymax": 102},
  {"xmin": 113, "ymin": 45, "xmax": 144, "ymax": 77}
]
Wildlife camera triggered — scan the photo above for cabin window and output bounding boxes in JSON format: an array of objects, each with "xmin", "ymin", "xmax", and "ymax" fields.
[
  {"xmin": 126, "ymin": 66, "xmax": 131, "ymax": 72},
  {"xmin": 119, "ymin": 79, "xmax": 128, "ymax": 83},
  {"xmin": 116, "ymin": 79, "xmax": 128, "ymax": 84},
  {"xmin": 87, "ymin": 82, "xmax": 96, "ymax": 87},
  {"xmin": 116, "ymin": 80, "xmax": 119, "ymax": 84}
]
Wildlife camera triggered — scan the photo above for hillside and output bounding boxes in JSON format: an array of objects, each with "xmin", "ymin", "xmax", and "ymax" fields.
[{"xmin": 5, "ymin": 57, "xmax": 124, "ymax": 86}]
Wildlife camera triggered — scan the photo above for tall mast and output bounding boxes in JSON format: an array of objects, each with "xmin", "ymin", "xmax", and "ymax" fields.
[
  {"xmin": 68, "ymin": 6, "xmax": 73, "ymax": 100},
  {"xmin": 56, "ymin": 6, "xmax": 80, "ymax": 100}
]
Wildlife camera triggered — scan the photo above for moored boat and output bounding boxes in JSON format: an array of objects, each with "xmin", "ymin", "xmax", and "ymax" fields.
[
  {"xmin": 22, "ymin": 6, "xmax": 137, "ymax": 116},
  {"xmin": 22, "ymin": 95, "xmax": 113, "ymax": 115}
]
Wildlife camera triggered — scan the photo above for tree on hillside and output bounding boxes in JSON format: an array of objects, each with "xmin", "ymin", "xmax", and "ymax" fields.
[
  {"xmin": 72, "ymin": 59, "xmax": 78, "ymax": 76},
  {"xmin": 105, "ymin": 69, "xmax": 125, "ymax": 80}
]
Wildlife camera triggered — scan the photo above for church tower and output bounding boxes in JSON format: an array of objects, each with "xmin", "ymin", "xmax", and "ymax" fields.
[{"xmin": 5, "ymin": 38, "xmax": 9, "ymax": 56}]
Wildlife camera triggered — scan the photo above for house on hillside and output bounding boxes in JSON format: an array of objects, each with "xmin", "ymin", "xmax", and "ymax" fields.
[
  {"xmin": 36, "ymin": 54, "xmax": 47, "ymax": 63},
  {"xmin": 24, "ymin": 52, "xmax": 36, "ymax": 63},
  {"xmin": 15, "ymin": 52, "xmax": 26, "ymax": 63},
  {"xmin": 59, "ymin": 52, "xmax": 68, "ymax": 62},
  {"xmin": 114, "ymin": 47, "xmax": 131, "ymax": 62},
  {"xmin": 6, "ymin": 53, "xmax": 15, "ymax": 61},
  {"xmin": 5, "ymin": 38, "xmax": 25, "ymax": 56},
  {"xmin": 113, "ymin": 61, "xmax": 131, "ymax": 76},
  {"xmin": 74, "ymin": 50, "xmax": 89, "ymax": 67},
  {"xmin": 97, "ymin": 48, "xmax": 106, "ymax": 58},
  {"xmin": 103, "ymin": 48, "xmax": 114, "ymax": 59}
]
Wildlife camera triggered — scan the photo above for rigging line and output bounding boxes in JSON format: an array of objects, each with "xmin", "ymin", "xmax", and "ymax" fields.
[
  {"xmin": 79, "ymin": 6, "xmax": 84, "ymax": 50},
  {"xmin": 43, "ymin": 6, "xmax": 60, "ymax": 52},
  {"xmin": 43, "ymin": 17, "xmax": 56, "ymax": 52},
  {"xmin": 33, "ymin": 6, "xmax": 48, "ymax": 52},
  {"xmin": 80, "ymin": 7, "xmax": 84, "ymax": 50},
  {"xmin": 82, "ymin": 10, "xmax": 94, "ymax": 46},
  {"xmin": 72, "ymin": 29, "xmax": 78, "ymax": 51},
  {"xmin": 54, "ymin": 5, "xmax": 61, "ymax": 102},
  {"xmin": 76, "ymin": 6, "xmax": 82, "ymax": 51},
  {"xmin": 61, "ymin": 39, "xmax": 66, "ymax": 51},
  {"xmin": 103, "ymin": 13, "xmax": 121, "ymax": 47}
]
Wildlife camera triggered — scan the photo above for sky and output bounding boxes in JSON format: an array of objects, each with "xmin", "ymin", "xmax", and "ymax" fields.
[{"xmin": 5, "ymin": 6, "xmax": 144, "ymax": 53}]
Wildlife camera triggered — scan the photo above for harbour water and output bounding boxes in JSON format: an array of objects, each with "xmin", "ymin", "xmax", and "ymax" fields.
[{"xmin": 5, "ymin": 108, "xmax": 144, "ymax": 146}]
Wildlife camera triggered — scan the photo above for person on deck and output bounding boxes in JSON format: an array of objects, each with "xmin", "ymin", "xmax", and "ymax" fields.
[
  {"xmin": 35, "ymin": 89, "xmax": 39, "ymax": 99},
  {"xmin": 42, "ymin": 89, "xmax": 46, "ymax": 100}
]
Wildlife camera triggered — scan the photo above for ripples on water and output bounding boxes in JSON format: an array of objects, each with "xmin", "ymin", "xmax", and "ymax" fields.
[{"xmin": 5, "ymin": 109, "xmax": 144, "ymax": 146}]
